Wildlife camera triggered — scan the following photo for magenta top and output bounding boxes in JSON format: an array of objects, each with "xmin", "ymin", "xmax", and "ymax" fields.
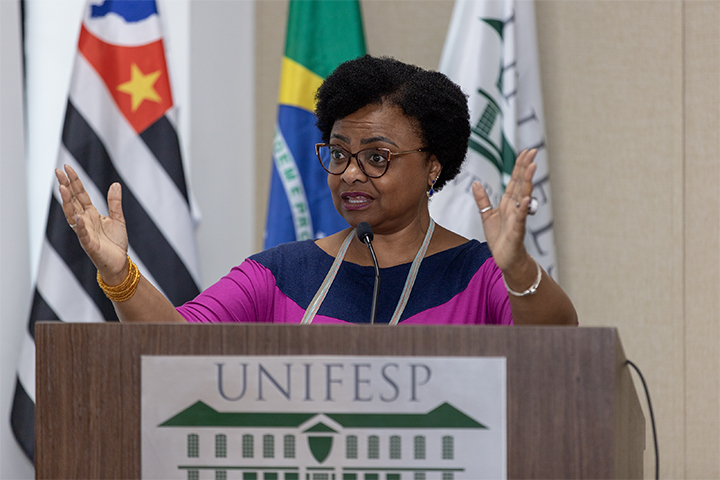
[{"xmin": 178, "ymin": 239, "xmax": 513, "ymax": 325}]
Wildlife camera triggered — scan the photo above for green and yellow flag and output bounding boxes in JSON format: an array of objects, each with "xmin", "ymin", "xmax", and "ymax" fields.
[{"xmin": 265, "ymin": 0, "xmax": 366, "ymax": 248}]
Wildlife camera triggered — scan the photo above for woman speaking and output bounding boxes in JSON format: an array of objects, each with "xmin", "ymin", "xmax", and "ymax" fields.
[{"xmin": 55, "ymin": 55, "xmax": 577, "ymax": 326}]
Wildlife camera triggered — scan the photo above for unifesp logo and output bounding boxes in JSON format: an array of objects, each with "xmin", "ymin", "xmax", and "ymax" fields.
[{"xmin": 142, "ymin": 356, "xmax": 507, "ymax": 479}]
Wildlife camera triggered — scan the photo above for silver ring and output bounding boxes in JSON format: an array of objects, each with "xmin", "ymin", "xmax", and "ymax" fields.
[
  {"xmin": 479, "ymin": 206, "xmax": 492, "ymax": 214},
  {"xmin": 528, "ymin": 197, "xmax": 539, "ymax": 215},
  {"xmin": 69, "ymin": 222, "xmax": 77, "ymax": 229}
]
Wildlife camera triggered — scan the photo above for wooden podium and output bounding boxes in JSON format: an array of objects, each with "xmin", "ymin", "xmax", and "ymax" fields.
[{"xmin": 35, "ymin": 323, "xmax": 644, "ymax": 479}]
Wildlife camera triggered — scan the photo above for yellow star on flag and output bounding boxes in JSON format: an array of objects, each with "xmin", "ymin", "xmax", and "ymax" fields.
[{"xmin": 116, "ymin": 63, "xmax": 163, "ymax": 112}]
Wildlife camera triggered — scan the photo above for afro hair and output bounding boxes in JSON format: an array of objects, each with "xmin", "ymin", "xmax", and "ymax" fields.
[{"xmin": 315, "ymin": 55, "xmax": 470, "ymax": 191}]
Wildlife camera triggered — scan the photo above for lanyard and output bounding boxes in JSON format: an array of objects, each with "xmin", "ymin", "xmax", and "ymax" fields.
[{"xmin": 300, "ymin": 219, "xmax": 435, "ymax": 325}]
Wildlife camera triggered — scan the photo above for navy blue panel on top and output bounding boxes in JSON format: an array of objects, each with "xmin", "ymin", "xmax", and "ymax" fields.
[{"xmin": 250, "ymin": 239, "xmax": 493, "ymax": 324}]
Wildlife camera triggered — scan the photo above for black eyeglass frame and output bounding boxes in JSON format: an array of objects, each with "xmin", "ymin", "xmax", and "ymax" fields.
[{"xmin": 315, "ymin": 143, "xmax": 429, "ymax": 178}]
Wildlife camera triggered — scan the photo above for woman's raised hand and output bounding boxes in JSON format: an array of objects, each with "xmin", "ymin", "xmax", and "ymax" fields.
[
  {"xmin": 471, "ymin": 149, "xmax": 537, "ymax": 273},
  {"xmin": 55, "ymin": 165, "xmax": 129, "ymax": 284},
  {"xmin": 472, "ymin": 149, "xmax": 578, "ymax": 325}
]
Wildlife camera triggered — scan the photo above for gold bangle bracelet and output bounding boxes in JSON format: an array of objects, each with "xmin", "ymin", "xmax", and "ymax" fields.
[{"xmin": 97, "ymin": 256, "xmax": 140, "ymax": 302}]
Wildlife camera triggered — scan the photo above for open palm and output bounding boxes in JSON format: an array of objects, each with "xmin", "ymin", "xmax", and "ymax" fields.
[
  {"xmin": 55, "ymin": 165, "xmax": 129, "ymax": 282},
  {"xmin": 472, "ymin": 149, "xmax": 537, "ymax": 272}
]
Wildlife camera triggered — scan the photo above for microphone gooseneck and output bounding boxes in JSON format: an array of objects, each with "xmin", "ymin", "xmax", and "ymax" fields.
[{"xmin": 357, "ymin": 222, "xmax": 380, "ymax": 325}]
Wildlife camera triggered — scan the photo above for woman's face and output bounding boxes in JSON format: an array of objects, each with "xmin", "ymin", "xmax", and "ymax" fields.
[{"xmin": 327, "ymin": 103, "xmax": 441, "ymax": 235}]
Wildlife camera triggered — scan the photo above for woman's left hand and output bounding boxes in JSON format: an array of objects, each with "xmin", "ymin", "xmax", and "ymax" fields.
[
  {"xmin": 472, "ymin": 149, "xmax": 578, "ymax": 326},
  {"xmin": 472, "ymin": 149, "xmax": 537, "ymax": 272}
]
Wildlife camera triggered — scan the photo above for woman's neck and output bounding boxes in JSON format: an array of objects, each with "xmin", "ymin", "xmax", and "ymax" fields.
[
  {"xmin": 346, "ymin": 216, "xmax": 432, "ymax": 268},
  {"xmin": 316, "ymin": 210, "xmax": 468, "ymax": 268}
]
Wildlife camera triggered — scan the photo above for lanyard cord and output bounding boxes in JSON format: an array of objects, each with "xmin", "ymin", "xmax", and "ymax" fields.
[
  {"xmin": 301, "ymin": 219, "xmax": 435, "ymax": 325},
  {"xmin": 300, "ymin": 229, "xmax": 354, "ymax": 325},
  {"xmin": 389, "ymin": 219, "xmax": 434, "ymax": 325}
]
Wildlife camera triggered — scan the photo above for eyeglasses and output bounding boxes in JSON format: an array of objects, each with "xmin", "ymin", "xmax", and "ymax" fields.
[{"xmin": 315, "ymin": 143, "xmax": 428, "ymax": 178}]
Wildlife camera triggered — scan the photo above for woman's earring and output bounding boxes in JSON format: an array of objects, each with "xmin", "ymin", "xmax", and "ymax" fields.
[{"xmin": 427, "ymin": 174, "xmax": 440, "ymax": 200}]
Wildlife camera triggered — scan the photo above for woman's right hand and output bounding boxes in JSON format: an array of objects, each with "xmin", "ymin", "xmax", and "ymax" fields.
[{"xmin": 56, "ymin": 165, "xmax": 129, "ymax": 285}]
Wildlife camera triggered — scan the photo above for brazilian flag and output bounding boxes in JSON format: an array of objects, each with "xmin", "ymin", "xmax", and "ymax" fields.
[{"xmin": 264, "ymin": 0, "xmax": 366, "ymax": 249}]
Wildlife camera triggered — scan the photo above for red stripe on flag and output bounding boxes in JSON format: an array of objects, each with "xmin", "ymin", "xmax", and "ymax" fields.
[{"xmin": 78, "ymin": 25, "xmax": 173, "ymax": 134}]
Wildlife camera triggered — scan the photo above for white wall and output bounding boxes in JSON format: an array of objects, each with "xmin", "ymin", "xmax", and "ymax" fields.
[
  {"xmin": 0, "ymin": 2, "xmax": 35, "ymax": 477},
  {"xmin": 0, "ymin": 0, "xmax": 255, "ymax": 475},
  {"xmin": 189, "ymin": 0, "xmax": 256, "ymax": 285}
]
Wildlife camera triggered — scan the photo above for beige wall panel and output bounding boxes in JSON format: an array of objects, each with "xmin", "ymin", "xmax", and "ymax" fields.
[
  {"xmin": 535, "ymin": 1, "xmax": 684, "ymax": 476},
  {"xmin": 360, "ymin": 0, "xmax": 452, "ymax": 69},
  {"xmin": 684, "ymin": 1, "xmax": 720, "ymax": 478},
  {"xmin": 255, "ymin": 0, "xmax": 288, "ymax": 250}
]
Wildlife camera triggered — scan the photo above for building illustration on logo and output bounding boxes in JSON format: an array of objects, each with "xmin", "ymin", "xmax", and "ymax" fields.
[{"xmin": 158, "ymin": 401, "xmax": 488, "ymax": 480}]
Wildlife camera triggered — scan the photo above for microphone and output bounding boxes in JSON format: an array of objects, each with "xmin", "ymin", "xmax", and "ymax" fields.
[{"xmin": 357, "ymin": 222, "xmax": 380, "ymax": 325}]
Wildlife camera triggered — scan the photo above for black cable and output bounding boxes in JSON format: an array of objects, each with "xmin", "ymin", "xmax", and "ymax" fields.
[
  {"xmin": 626, "ymin": 359, "xmax": 659, "ymax": 480},
  {"xmin": 20, "ymin": 0, "xmax": 28, "ymax": 136},
  {"xmin": 20, "ymin": 0, "xmax": 26, "ymax": 81}
]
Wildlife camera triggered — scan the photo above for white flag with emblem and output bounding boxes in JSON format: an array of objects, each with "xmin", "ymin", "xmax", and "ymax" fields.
[{"xmin": 430, "ymin": 0, "xmax": 558, "ymax": 278}]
